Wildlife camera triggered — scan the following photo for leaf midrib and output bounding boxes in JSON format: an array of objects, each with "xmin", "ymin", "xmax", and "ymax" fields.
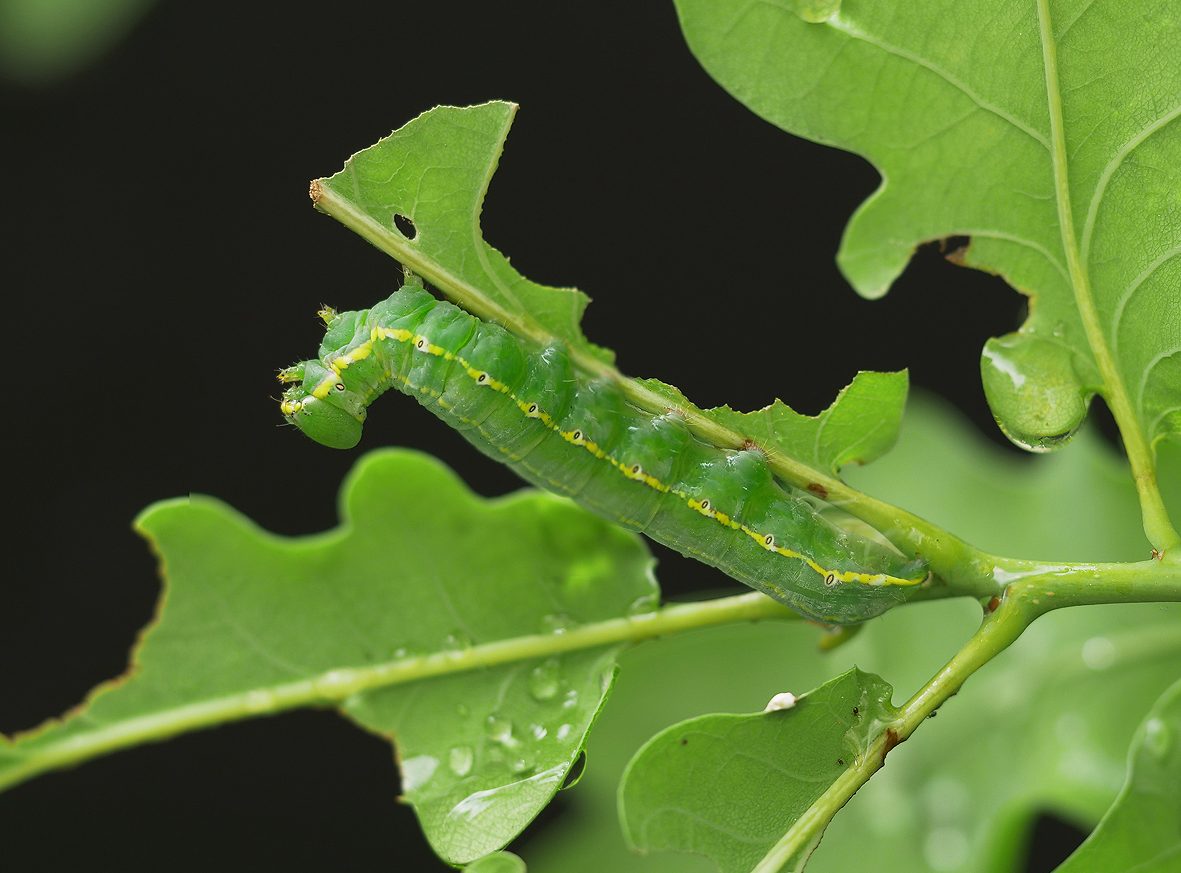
[
  {"xmin": 1034, "ymin": 0, "xmax": 1179, "ymax": 550},
  {"xmin": 312, "ymin": 183, "xmax": 852, "ymax": 498}
]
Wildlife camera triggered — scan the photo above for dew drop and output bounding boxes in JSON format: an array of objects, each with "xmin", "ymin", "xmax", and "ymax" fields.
[
  {"xmin": 400, "ymin": 755, "xmax": 439, "ymax": 792},
  {"xmin": 626, "ymin": 593, "xmax": 659, "ymax": 617},
  {"xmin": 562, "ymin": 688, "xmax": 580, "ymax": 710},
  {"xmin": 980, "ymin": 335, "xmax": 1087, "ymax": 453},
  {"xmin": 486, "ymin": 714, "xmax": 518, "ymax": 748},
  {"xmin": 509, "ymin": 757, "xmax": 534, "ymax": 775},
  {"xmin": 541, "ymin": 613, "xmax": 576, "ymax": 635},
  {"xmin": 448, "ymin": 745, "xmax": 474, "ymax": 778},
  {"xmin": 556, "ymin": 723, "xmax": 574, "ymax": 742},
  {"xmin": 528, "ymin": 658, "xmax": 562, "ymax": 701},
  {"xmin": 443, "ymin": 630, "xmax": 473, "ymax": 650},
  {"xmin": 561, "ymin": 750, "xmax": 587, "ymax": 790},
  {"xmin": 530, "ymin": 723, "xmax": 548, "ymax": 741},
  {"xmin": 392, "ymin": 646, "xmax": 409, "ymax": 659},
  {"xmin": 791, "ymin": 0, "xmax": 841, "ymax": 24},
  {"xmin": 1144, "ymin": 717, "xmax": 1171, "ymax": 760}
]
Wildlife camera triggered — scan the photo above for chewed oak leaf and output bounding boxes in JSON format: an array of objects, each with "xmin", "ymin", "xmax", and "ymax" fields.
[
  {"xmin": 308, "ymin": 101, "xmax": 915, "ymax": 496},
  {"xmin": 0, "ymin": 450, "xmax": 657, "ymax": 866},
  {"xmin": 312, "ymin": 100, "xmax": 613, "ymax": 367},
  {"xmin": 674, "ymin": 0, "xmax": 1181, "ymax": 547},
  {"xmin": 638, "ymin": 369, "xmax": 909, "ymax": 475}
]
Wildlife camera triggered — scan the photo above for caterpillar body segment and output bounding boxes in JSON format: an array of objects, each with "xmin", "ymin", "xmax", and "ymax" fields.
[{"xmin": 280, "ymin": 284, "xmax": 929, "ymax": 623}]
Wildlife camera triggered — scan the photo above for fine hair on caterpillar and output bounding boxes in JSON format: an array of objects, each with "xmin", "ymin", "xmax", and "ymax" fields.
[{"xmin": 279, "ymin": 281, "xmax": 929, "ymax": 623}]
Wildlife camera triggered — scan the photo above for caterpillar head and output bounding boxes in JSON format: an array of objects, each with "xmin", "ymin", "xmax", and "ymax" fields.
[{"xmin": 280, "ymin": 360, "xmax": 366, "ymax": 449}]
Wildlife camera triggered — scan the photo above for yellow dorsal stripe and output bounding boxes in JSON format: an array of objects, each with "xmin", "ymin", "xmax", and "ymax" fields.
[{"xmin": 314, "ymin": 328, "xmax": 924, "ymax": 588}]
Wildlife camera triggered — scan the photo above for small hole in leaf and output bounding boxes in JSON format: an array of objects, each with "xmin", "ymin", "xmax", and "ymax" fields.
[
  {"xmin": 560, "ymin": 750, "xmax": 587, "ymax": 790},
  {"xmin": 393, "ymin": 213, "xmax": 417, "ymax": 239}
]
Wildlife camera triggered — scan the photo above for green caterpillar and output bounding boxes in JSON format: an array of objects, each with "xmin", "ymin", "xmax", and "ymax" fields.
[{"xmin": 279, "ymin": 282, "xmax": 928, "ymax": 623}]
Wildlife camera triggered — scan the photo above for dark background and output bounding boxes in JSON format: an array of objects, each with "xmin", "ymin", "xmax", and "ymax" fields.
[{"xmin": 0, "ymin": 2, "xmax": 1079, "ymax": 870}]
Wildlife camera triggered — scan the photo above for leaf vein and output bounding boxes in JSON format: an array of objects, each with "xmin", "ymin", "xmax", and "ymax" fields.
[
  {"xmin": 1112, "ymin": 244, "xmax": 1181, "ymax": 357},
  {"xmin": 1137, "ymin": 344, "xmax": 1181, "ymax": 413},
  {"xmin": 1080, "ymin": 102, "xmax": 1181, "ymax": 262},
  {"xmin": 825, "ymin": 14, "xmax": 1051, "ymax": 152}
]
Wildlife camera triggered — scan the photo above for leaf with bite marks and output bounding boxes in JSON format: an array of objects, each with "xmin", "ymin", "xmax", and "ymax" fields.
[
  {"xmin": 0, "ymin": 450, "xmax": 657, "ymax": 866},
  {"xmin": 675, "ymin": 0, "xmax": 1181, "ymax": 545}
]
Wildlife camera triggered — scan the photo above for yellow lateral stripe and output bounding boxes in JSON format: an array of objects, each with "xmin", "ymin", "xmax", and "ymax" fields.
[{"xmin": 318, "ymin": 327, "xmax": 924, "ymax": 588}]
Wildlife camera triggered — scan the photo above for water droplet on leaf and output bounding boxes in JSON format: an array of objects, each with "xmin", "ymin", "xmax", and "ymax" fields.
[
  {"xmin": 486, "ymin": 714, "xmax": 518, "ymax": 748},
  {"xmin": 448, "ymin": 745, "xmax": 474, "ymax": 778},
  {"xmin": 790, "ymin": 0, "xmax": 841, "ymax": 24},
  {"xmin": 443, "ymin": 630, "xmax": 473, "ymax": 650},
  {"xmin": 980, "ymin": 334, "xmax": 1088, "ymax": 453},
  {"xmin": 400, "ymin": 755, "xmax": 439, "ymax": 792},
  {"xmin": 626, "ymin": 593, "xmax": 659, "ymax": 616},
  {"xmin": 540, "ymin": 613, "xmax": 576, "ymax": 635},
  {"xmin": 509, "ymin": 757, "xmax": 534, "ymax": 775},
  {"xmin": 1144, "ymin": 717, "xmax": 1171, "ymax": 760},
  {"xmin": 528, "ymin": 658, "xmax": 562, "ymax": 701}
]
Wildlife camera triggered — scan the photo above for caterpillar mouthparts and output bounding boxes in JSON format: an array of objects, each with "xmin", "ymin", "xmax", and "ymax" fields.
[{"xmin": 281, "ymin": 360, "xmax": 366, "ymax": 449}]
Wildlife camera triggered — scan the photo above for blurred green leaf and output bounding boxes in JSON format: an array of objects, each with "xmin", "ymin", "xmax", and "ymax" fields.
[
  {"xmin": 0, "ymin": 450, "xmax": 657, "ymax": 866},
  {"xmin": 523, "ymin": 398, "xmax": 1181, "ymax": 872},
  {"xmin": 674, "ymin": 0, "xmax": 1181, "ymax": 483},
  {"xmin": 619, "ymin": 669, "xmax": 897, "ymax": 872},
  {"xmin": 1055, "ymin": 677, "xmax": 1181, "ymax": 873},
  {"xmin": 0, "ymin": 0, "xmax": 154, "ymax": 83}
]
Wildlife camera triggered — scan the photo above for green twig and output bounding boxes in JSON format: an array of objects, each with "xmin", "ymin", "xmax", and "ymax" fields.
[
  {"xmin": 0, "ymin": 592, "xmax": 797, "ymax": 794},
  {"xmin": 751, "ymin": 558, "xmax": 1181, "ymax": 872}
]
